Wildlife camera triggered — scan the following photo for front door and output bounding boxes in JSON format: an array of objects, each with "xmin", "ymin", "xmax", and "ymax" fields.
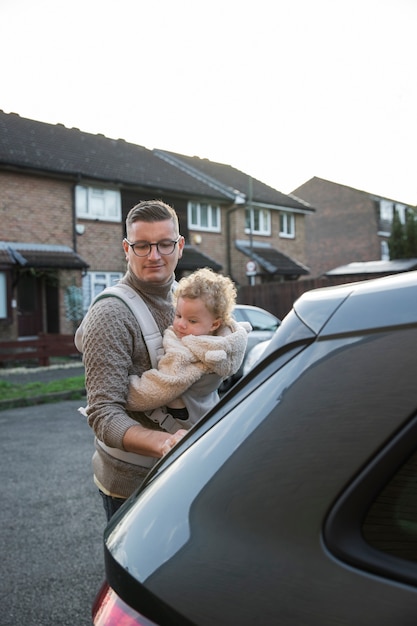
[{"xmin": 17, "ymin": 272, "xmax": 43, "ymax": 337}]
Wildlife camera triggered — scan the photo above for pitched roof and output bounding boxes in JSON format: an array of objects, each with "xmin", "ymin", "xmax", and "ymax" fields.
[
  {"xmin": 0, "ymin": 111, "xmax": 313, "ymax": 211},
  {"xmin": 156, "ymin": 149, "xmax": 313, "ymax": 212},
  {"xmin": 235, "ymin": 240, "xmax": 309, "ymax": 277},
  {"xmin": 0, "ymin": 242, "xmax": 89, "ymax": 270},
  {"xmin": 293, "ymin": 176, "xmax": 415, "ymax": 207},
  {"xmin": 0, "ymin": 111, "xmax": 221, "ymax": 198},
  {"xmin": 177, "ymin": 245, "xmax": 222, "ymax": 272}
]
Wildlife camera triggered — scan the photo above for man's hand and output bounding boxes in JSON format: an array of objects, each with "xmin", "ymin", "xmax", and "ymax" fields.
[
  {"xmin": 161, "ymin": 429, "xmax": 187, "ymax": 456},
  {"xmin": 123, "ymin": 424, "xmax": 187, "ymax": 458}
]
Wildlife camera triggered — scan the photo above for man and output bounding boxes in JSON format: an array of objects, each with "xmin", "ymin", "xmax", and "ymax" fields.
[{"xmin": 81, "ymin": 199, "xmax": 186, "ymax": 520}]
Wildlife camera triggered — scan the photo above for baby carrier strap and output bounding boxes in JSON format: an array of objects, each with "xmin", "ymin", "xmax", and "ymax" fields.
[
  {"xmin": 94, "ymin": 283, "xmax": 164, "ymax": 368},
  {"xmin": 74, "ymin": 282, "xmax": 183, "ymax": 434}
]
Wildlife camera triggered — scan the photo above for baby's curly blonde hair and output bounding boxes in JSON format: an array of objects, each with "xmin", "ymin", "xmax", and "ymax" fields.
[{"xmin": 174, "ymin": 267, "xmax": 237, "ymax": 325}]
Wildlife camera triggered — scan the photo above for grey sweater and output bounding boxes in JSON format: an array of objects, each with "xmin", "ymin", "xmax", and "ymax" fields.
[{"xmin": 82, "ymin": 268, "xmax": 176, "ymax": 499}]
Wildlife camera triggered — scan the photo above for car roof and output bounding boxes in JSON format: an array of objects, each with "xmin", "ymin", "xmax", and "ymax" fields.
[
  {"xmin": 293, "ymin": 270, "xmax": 417, "ymax": 336},
  {"xmin": 234, "ymin": 304, "xmax": 270, "ymax": 311},
  {"xmin": 234, "ymin": 303, "xmax": 279, "ymax": 317}
]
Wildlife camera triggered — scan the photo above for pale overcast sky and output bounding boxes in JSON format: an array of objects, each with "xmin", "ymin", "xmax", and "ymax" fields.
[{"xmin": 1, "ymin": 0, "xmax": 416, "ymax": 205}]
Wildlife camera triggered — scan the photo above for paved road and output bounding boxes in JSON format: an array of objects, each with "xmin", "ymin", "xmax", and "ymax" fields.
[{"xmin": 0, "ymin": 399, "xmax": 105, "ymax": 626}]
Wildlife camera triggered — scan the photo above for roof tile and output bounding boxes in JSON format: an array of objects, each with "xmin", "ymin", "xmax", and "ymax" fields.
[{"xmin": 0, "ymin": 111, "xmax": 313, "ymax": 211}]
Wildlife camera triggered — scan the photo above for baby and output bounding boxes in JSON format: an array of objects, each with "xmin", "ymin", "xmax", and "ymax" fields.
[{"xmin": 126, "ymin": 267, "xmax": 251, "ymax": 431}]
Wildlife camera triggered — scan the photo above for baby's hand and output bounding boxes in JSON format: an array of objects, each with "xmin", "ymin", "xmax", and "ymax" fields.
[{"xmin": 161, "ymin": 429, "xmax": 187, "ymax": 456}]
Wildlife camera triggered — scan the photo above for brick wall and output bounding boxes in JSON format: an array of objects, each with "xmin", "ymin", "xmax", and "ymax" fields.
[
  {"xmin": 275, "ymin": 212, "xmax": 308, "ymax": 266},
  {"xmin": 294, "ymin": 178, "xmax": 381, "ymax": 277},
  {"xmin": 0, "ymin": 172, "xmax": 83, "ymax": 338},
  {"xmin": 75, "ymin": 219, "xmax": 126, "ymax": 273},
  {"xmin": 0, "ymin": 171, "xmax": 73, "ymax": 244},
  {"xmin": 189, "ymin": 206, "xmax": 310, "ymax": 286},
  {"xmin": 227, "ymin": 207, "xmax": 309, "ymax": 286}
]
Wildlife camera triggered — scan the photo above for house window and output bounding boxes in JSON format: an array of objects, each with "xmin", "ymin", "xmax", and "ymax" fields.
[
  {"xmin": 0, "ymin": 272, "xmax": 6, "ymax": 319},
  {"xmin": 188, "ymin": 202, "xmax": 220, "ymax": 231},
  {"xmin": 82, "ymin": 271, "xmax": 123, "ymax": 312},
  {"xmin": 379, "ymin": 199, "xmax": 393, "ymax": 222},
  {"xmin": 245, "ymin": 208, "xmax": 271, "ymax": 235},
  {"xmin": 279, "ymin": 212, "xmax": 295, "ymax": 238},
  {"xmin": 75, "ymin": 185, "xmax": 121, "ymax": 222},
  {"xmin": 395, "ymin": 204, "xmax": 407, "ymax": 224},
  {"xmin": 379, "ymin": 200, "xmax": 406, "ymax": 225},
  {"xmin": 381, "ymin": 240, "xmax": 389, "ymax": 261}
]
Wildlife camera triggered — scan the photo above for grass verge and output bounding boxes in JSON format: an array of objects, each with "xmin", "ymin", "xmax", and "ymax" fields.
[{"xmin": 0, "ymin": 375, "xmax": 86, "ymax": 402}]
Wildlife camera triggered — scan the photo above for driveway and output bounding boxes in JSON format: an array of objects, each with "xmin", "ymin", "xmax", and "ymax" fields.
[{"xmin": 0, "ymin": 399, "xmax": 104, "ymax": 626}]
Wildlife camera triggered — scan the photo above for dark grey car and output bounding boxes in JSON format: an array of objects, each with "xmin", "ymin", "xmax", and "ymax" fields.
[{"xmin": 93, "ymin": 271, "xmax": 417, "ymax": 626}]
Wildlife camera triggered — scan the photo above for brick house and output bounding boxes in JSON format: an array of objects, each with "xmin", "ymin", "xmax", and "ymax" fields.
[
  {"xmin": 292, "ymin": 177, "xmax": 416, "ymax": 278},
  {"xmin": 0, "ymin": 111, "xmax": 313, "ymax": 341}
]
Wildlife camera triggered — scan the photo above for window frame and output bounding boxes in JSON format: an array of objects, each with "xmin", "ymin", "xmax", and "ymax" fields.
[
  {"xmin": 362, "ymin": 447, "xmax": 417, "ymax": 562},
  {"xmin": 279, "ymin": 211, "xmax": 295, "ymax": 238},
  {"xmin": 324, "ymin": 411, "xmax": 417, "ymax": 588},
  {"xmin": 379, "ymin": 200, "xmax": 407, "ymax": 226},
  {"xmin": 75, "ymin": 185, "xmax": 122, "ymax": 222},
  {"xmin": 0, "ymin": 271, "xmax": 7, "ymax": 319},
  {"xmin": 187, "ymin": 201, "xmax": 221, "ymax": 232},
  {"xmin": 245, "ymin": 207, "xmax": 271, "ymax": 236},
  {"xmin": 380, "ymin": 240, "xmax": 389, "ymax": 261},
  {"xmin": 82, "ymin": 271, "xmax": 124, "ymax": 312}
]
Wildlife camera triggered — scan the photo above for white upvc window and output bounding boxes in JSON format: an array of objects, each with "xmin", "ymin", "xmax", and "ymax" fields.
[
  {"xmin": 379, "ymin": 200, "xmax": 406, "ymax": 225},
  {"xmin": 188, "ymin": 201, "xmax": 221, "ymax": 231},
  {"xmin": 75, "ymin": 185, "xmax": 121, "ymax": 222},
  {"xmin": 379, "ymin": 200, "xmax": 393, "ymax": 222},
  {"xmin": 245, "ymin": 208, "xmax": 271, "ymax": 236},
  {"xmin": 381, "ymin": 240, "xmax": 390, "ymax": 261},
  {"xmin": 279, "ymin": 211, "xmax": 295, "ymax": 238},
  {"xmin": 395, "ymin": 203, "xmax": 407, "ymax": 224},
  {"xmin": 0, "ymin": 272, "xmax": 7, "ymax": 319},
  {"xmin": 82, "ymin": 271, "xmax": 123, "ymax": 312}
]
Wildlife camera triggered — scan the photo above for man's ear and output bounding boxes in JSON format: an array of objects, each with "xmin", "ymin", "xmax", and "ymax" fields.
[
  {"xmin": 177, "ymin": 235, "xmax": 185, "ymax": 259},
  {"xmin": 122, "ymin": 238, "xmax": 130, "ymax": 261}
]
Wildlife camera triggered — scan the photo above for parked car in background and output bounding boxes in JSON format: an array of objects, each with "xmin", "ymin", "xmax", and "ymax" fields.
[
  {"xmin": 241, "ymin": 337, "xmax": 270, "ymax": 376},
  {"xmin": 219, "ymin": 303, "xmax": 280, "ymax": 393},
  {"xmin": 93, "ymin": 271, "xmax": 417, "ymax": 626}
]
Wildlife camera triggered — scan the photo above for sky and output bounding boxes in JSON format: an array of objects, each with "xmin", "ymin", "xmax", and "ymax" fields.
[{"xmin": 1, "ymin": 0, "xmax": 416, "ymax": 205}]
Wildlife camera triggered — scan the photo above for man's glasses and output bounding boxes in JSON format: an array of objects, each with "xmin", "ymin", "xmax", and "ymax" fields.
[{"xmin": 124, "ymin": 237, "xmax": 181, "ymax": 257}]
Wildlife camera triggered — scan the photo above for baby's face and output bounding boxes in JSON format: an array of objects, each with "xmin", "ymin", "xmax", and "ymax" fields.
[{"xmin": 173, "ymin": 297, "xmax": 221, "ymax": 338}]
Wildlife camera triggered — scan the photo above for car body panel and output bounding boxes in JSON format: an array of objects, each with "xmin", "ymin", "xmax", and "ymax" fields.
[
  {"xmin": 100, "ymin": 271, "xmax": 417, "ymax": 626},
  {"xmin": 293, "ymin": 271, "xmax": 417, "ymax": 336}
]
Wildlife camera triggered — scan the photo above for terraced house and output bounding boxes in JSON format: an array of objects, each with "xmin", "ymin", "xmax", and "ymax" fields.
[
  {"xmin": 0, "ymin": 111, "xmax": 312, "ymax": 341},
  {"xmin": 293, "ymin": 176, "xmax": 417, "ymax": 279}
]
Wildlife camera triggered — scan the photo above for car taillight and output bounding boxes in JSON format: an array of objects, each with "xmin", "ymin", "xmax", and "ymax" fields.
[{"xmin": 92, "ymin": 582, "xmax": 159, "ymax": 626}]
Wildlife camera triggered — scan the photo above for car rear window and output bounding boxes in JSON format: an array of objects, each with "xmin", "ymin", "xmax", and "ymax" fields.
[{"xmin": 362, "ymin": 448, "xmax": 417, "ymax": 562}]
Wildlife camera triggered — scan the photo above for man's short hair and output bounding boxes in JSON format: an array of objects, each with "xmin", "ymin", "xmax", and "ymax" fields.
[{"xmin": 126, "ymin": 200, "xmax": 179, "ymax": 235}]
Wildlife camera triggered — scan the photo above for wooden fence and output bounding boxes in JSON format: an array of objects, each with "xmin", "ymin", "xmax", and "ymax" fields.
[
  {"xmin": 0, "ymin": 333, "xmax": 80, "ymax": 367},
  {"xmin": 0, "ymin": 274, "xmax": 386, "ymax": 367},
  {"xmin": 237, "ymin": 275, "xmax": 368, "ymax": 320}
]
